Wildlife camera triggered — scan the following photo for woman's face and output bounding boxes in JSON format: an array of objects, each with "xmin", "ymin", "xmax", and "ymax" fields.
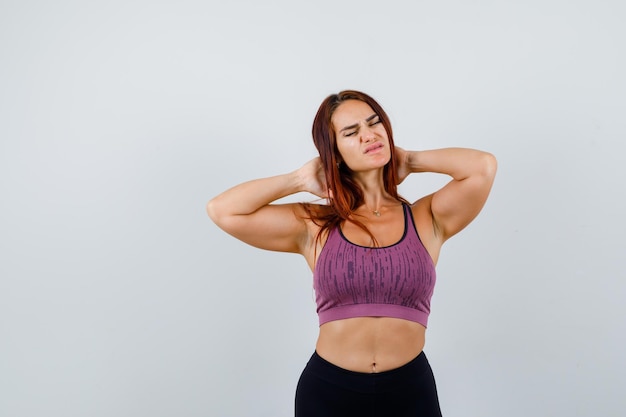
[{"xmin": 331, "ymin": 100, "xmax": 391, "ymax": 172}]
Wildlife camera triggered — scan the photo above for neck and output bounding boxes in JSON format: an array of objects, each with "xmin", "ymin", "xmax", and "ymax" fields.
[
  {"xmin": 351, "ymin": 169, "xmax": 396, "ymax": 216},
  {"xmin": 362, "ymin": 190, "xmax": 397, "ymax": 217}
]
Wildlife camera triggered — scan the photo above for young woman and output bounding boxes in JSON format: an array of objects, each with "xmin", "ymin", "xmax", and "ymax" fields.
[{"xmin": 207, "ymin": 90, "xmax": 497, "ymax": 416}]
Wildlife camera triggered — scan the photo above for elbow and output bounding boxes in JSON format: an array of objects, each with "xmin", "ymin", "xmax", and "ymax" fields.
[
  {"xmin": 205, "ymin": 198, "xmax": 222, "ymax": 224},
  {"xmin": 481, "ymin": 152, "xmax": 498, "ymax": 179},
  {"xmin": 206, "ymin": 198, "xmax": 233, "ymax": 231}
]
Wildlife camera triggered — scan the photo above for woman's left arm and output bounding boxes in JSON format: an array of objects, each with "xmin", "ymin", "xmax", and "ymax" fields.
[{"xmin": 397, "ymin": 147, "xmax": 497, "ymax": 241}]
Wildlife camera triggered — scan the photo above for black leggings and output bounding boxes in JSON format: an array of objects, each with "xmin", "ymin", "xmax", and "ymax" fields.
[{"xmin": 295, "ymin": 351, "xmax": 442, "ymax": 417}]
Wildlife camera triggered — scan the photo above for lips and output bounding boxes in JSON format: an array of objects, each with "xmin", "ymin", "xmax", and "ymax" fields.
[{"xmin": 364, "ymin": 142, "xmax": 384, "ymax": 154}]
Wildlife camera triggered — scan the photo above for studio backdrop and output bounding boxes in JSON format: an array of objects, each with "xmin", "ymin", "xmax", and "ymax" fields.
[{"xmin": 1, "ymin": 1, "xmax": 625, "ymax": 416}]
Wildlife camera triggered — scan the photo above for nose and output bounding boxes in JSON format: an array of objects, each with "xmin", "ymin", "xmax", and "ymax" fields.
[{"xmin": 360, "ymin": 125, "xmax": 375, "ymax": 142}]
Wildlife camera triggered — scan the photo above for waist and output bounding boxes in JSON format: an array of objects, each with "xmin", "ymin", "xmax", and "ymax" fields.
[{"xmin": 315, "ymin": 317, "xmax": 426, "ymax": 373}]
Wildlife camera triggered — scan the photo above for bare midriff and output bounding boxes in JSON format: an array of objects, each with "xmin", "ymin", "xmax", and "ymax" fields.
[{"xmin": 315, "ymin": 316, "xmax": 426, "ymax": 373}]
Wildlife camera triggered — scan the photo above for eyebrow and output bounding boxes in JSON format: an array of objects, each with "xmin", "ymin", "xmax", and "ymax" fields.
[{"xmin": 339, "ymin": 113, "xmax": 379, "ymax": 132}]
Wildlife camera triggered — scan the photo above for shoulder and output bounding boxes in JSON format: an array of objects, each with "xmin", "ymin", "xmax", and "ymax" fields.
[
  {"xmin": 409, "ymin": 196, "xmax": 435, "ymax": 234},
  {"xmin": 409, "ymin": 195, "xmax": 443, "ymax": 264},
  {"xmin": 297, "ymin": 203, "xmax": 334, "ymax": 269}
]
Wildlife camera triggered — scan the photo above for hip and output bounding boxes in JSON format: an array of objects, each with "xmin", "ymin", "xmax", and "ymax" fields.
[{"xmin": 295, "ymin": 350, "xmax": 442, "ymax": 417}]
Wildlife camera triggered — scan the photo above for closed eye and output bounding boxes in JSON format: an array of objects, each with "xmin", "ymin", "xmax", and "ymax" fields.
[
  {"xmin": 340, "ymin": 114, "xmax": 380, "ymax": 137},
  {"xmin": 369, "ymin": 119, "xmax": 382, "ymax": 126}
]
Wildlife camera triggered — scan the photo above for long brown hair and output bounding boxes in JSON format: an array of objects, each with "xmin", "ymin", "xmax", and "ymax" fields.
[{"xmin": 302, "ymin": 90, "xmax": 406, "ymax": 245}]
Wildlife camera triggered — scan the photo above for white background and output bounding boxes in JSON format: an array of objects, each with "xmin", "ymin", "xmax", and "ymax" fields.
[{"xmin": 1, "ymin": 1, "xmax": 625, "ymax": 416}]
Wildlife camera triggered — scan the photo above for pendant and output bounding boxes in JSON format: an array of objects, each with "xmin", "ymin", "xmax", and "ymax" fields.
[{"xmin": 373, "ymin": 210, "xmax": 381, "ymax": 217}]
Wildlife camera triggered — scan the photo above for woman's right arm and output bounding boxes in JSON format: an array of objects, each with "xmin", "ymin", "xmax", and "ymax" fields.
[{"xmin": 206, "ymin": 158, "xmax": 327, "ymax": 254}]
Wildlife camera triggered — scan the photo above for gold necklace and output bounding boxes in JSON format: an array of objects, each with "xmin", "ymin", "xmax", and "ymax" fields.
[{"xmin": 364, "ymin": 204, "xmax": 382, "ymax": 217}]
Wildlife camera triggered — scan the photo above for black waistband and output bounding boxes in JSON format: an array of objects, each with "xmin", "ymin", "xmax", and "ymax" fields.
[{"xmin": 304, "ymin": 351, "xmax": 432, "ymax": 393}]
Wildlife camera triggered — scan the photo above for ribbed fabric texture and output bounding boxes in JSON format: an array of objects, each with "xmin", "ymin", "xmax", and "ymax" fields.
[{"xmin": 314, "ymin": 204, "xmax": 436, "ymax": 327}]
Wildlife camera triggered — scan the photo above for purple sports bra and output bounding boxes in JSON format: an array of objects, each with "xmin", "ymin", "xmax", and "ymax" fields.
[{"xmin": 314, "ymin": 204, "xmax": 436, "ymax": 327}]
